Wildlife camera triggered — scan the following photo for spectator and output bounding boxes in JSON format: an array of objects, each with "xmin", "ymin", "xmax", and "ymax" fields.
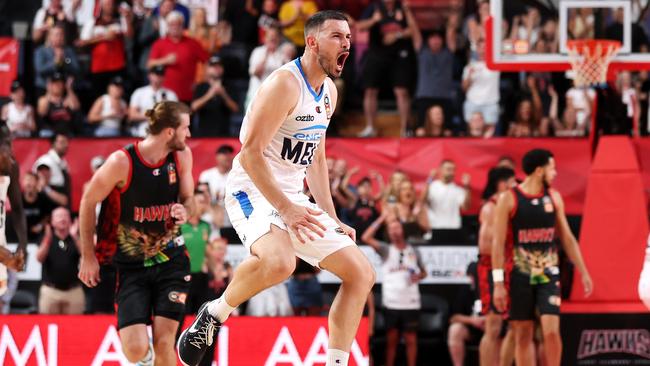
[
  {"xmin": 362, "ymin": 214, "xmax": 427, "ymax": 366},
  {"xmin": 87, "ymin": 76, "xmax": 127, "ymax": 137},
  {"xmin": 36, "ymin": 207, "xmax": 84, "ymax": 314},
  {"xmin": 288, "ymin": 258, "xmax": 323, "ymax": 316},
  {"xmin": 606, "ymin": 8, "xmax": 649, "ymax": 52},
  {"xmin": 618, "ymin": 71, "xmax": 641, "ymax": 135},
  {"xmin": 222, "ymin": 0, "xmax": 260, "ymax": 46},
  {"xmin": 448, "ymin": 262, "xmax": 484, "ymax": 366},
  {"xmin": 205, "ymin": 238, "xmax": 232, "ymax": 302},
  {"xmin": 383, "ymin": 170, "xmax": 408, "ymax": 204},
  {"xmin": 1, "ymin": 81, "xmax": 36, "ymax": 138},
  {"xmin": 423, "ymin": 160, "xmax": 471, "ymax": 243},
  {"xmin": 36, "ymin": 73, "xmax": 80, "ymax": 137},
  {"xmin": 148, "ymin": 11, "xmax": 209, "ymax": 103},
  {"xmin": 258, "ymin": 0, "xmax": 281, "ymax": 42},
  {"xmin": 357, "ymin": 0, "xmax": 417, "ymax": 137},
  {"xmin": 79, "ymin": 0, "xmax": 132, "ymax": 101},
  {"xmin": 549, "ymin": 85, "xmax": 589, "ymax": 137},
  {"xmin": 21, "ymin": 172, "xmax": 58, "ymax": 242},
  {"xmin": 198, "ymin": 144, "xmax": 236, "ymax": 241},
  {"xmin": 465, "ymin": 0, "xmax": 490, "ymax": 51},
  {"xmin": 330, "ymin": 160, "xmax": 357, "ymax": 220},
  {"xmin": 507, "ymin": 98, "xmax": 546, "ymax": 137},
  {"xmin": 32, "ymin": 133, "xmax": 71, "ymax": 202},
  {"xmin": 191, "ymin": 56, "xmax": 239, "ymax": 136},
  {"xmin": 462, "ymin": 38, "xmax": 500, "ymax": 136},
  {"xmin": 349, "ymin": 173, "xmax": 383, "ymax": 239},
  {"xmin": 134, "ymin": 0, "xmax": 172, "ymax": 85},
  {"xmin": 182, "ymin": 190, "xmax": 212, "ymax": 314},
  {"xmin": 188, "ymin": 7, "xmax": 219, "ymax": 83},
  {"xmin": 539, "ymin": 18, "xmax": 559, "ymax": 53},
  {"xmin": 416, "ymin": 105, "xmax": 452, "ymax": 137},
  {"xmin": 246, "ymin": 26, "xmax": 286, "ymax": 108},
  {"xmin": 278, "ymin": 0, "xmax": 318, "ymax": 49},
  {"xmin": 247, "ymin": 282, "xmax": 294, "ymax": 316},
  {"xmin": 565, "ymin": 85, "xmax": 596, "ymax": 130},
  {"xmin": 411, "ymin": 26, "xmax": 456, "ymax": 133},
  {"xmin": 128, "ymin": 65, "xmax": 178, "ymax": 137},
  {"xmin": 510, "ymin": 7, "xmax": 541, "ymax": 51},
  {"xmin": 33, "ymin": 165, "xmax": 69, "ymax": 208},
  {"xmin": 389, "ymin": 179, "xmax": 429, "ymax": 242},
  {"xmin": 0, "ymin": 270, "xmax": 18, "ymax": 314},
  {"xmin": 466, "ymin": 111, "xmax": 488, "ymax": 137},
  {"xmin": 34, "ymin": 24, "xmax": 81, "ymax": 96},
  {"xmin": 32, "ymin": 0, "xmax": 76, "ymax": 45}
]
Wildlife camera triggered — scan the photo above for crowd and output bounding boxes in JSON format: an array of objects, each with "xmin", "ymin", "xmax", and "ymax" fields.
[{"xmin": 3, "ymin": 0, "xmax": 649, "ymax": 139}]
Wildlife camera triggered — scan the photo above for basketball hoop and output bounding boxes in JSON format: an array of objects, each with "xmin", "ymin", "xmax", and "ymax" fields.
[{"xmin": 566, "ymin": 40, "xmax": 621, "ymax": 88}]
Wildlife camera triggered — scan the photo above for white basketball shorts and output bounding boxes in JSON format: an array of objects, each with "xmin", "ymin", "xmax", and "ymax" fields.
[{"xmin": 225, "ymin": 185, "xmax": 356, "ymax": 267}]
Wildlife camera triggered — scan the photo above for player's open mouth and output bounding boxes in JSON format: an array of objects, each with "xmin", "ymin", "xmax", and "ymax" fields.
[{"xmin": 336, "ymin": 52, "xmax": 349, "ymax": 69}]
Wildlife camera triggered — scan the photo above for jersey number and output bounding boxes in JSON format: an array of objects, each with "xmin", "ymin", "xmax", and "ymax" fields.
[{"xmin": 281, "ymin": 138, "xmax": 317, "ymax": 166}]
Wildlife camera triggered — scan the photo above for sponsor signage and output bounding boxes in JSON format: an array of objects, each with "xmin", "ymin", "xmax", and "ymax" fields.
[
  {"xmin": 0, "ymin": 316, "xmax": 369, "ymax": 366},
  {"xmin": 562, "ymin": 313, "xmax": 650, "ymax": 365}
]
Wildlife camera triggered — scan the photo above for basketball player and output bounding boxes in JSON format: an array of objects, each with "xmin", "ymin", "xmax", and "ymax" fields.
[
  {"xmin": 477, "ymin": 167, "xmax": 515, "ymax": 366},
  {"xmin": 492, "ymin": 149, "xmax": 593, "ymax": 366},
  {"xmin": 78, "ymin": 101, "xmax": 195, "ymax": 366},
  {"xmin": 0, "ymin": 123, "xmax": 27, "ymax": 295},
  {"xmin": 177, "ymin": 11, "xmax": 375, "ymax": 366}
]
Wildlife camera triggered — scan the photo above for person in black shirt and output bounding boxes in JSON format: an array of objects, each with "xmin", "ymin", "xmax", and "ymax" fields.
[
  {"xmin": 356, "ymin": 0, "xmax": 417, "ymax": 137},
  {"xmin": 191, "ymin": 56, "xmax": 240, "ymax": 137},
  {"xmin": 36, "ymin": 207, "xmax": 84, "ymax": 314},
  {"xmin": 21, "ymin": 172, "xmax": 57, "ymax": 242},
  {"xmin": 78, "ymin": 101, "xmax": 195, "ymax": 366},
  {"xmin": 492, "ymin": 149, "xmax": 593, "ymax": 366},
  {"xmin": 448, "ymin": 262, "xmax": 485, "ymax": 366},
  {"xmin": 349, "ymin": 177, "xmax": 380, "ymax": 241}
]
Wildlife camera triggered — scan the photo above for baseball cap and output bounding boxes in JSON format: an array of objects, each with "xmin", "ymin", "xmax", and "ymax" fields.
[
  {"xmin": 47, "ymin": 71, "xmax": 65, "ymax": 82},
  {"xmin": 208, "ymin": 55, "xmax": 223, "ymax": 66},
  {"xmin": 149, "ymin": 65, "xmax": 166, "ymax": 75},
  {"xmin": 10, "ymin": 80, "xmax": 22, "ymax": 92}
]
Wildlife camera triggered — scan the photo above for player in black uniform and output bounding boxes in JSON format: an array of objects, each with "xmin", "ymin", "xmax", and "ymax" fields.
[
  {"xmin": 78, "ymin": 101, "xmax": 195, "ymax": 366},
  {"xmin": 491, "ymin": 149, "xmax": 593, "ymax": 366}
]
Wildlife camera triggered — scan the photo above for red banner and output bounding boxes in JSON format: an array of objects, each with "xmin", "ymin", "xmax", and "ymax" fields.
[
  {"xmin": 0, "ymin": 38, "xmax": 19, "ymax": 97},
  {"xmin": 13, "ymin": 138, "xmax": 591, "ymax": 214},
  {"xmin": 0, "ymin": 315, "xmax": 369, "ymax": 366}
]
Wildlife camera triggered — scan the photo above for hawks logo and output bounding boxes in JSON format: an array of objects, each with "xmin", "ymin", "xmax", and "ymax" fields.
[{"xmin": 168, "ymin": 163, "xmax": 177, "ymax": 184}]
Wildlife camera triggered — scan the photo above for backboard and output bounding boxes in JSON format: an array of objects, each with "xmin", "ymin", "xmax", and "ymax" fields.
[{"xmin": 486, "ymin": 0, "xmax": 650, "ymax": 71}]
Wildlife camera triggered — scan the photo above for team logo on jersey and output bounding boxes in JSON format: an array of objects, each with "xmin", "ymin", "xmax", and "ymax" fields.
[
  {"xmin": 542, "ymin": 196, "xmax": 554, "ymax": 213},
  {"xmin": 316, "ymin": 106, "xmax": 322, "ymax": 113},
  {"xmin": 168, "ymin": 163, "xmax": 177, "ymax": 184},
  {"xmin": 324, "ymin": 95, "xmax": 332, "ymax": 119},
  {"xmin": 153, "ymin": 169, "xmax": 160, "ymax": 176}
]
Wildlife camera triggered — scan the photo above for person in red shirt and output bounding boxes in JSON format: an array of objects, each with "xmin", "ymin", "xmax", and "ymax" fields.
[{"xmin": 148, "ymin": 11, "xmax": 209, "ymax": 103}]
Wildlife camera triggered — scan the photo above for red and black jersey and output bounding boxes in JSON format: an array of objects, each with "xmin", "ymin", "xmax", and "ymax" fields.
[
  {"xmin": 508, "ymin": 186, "xmax": 560, "ymax": 284},
  {"xmin": 96, "ymin": 142, "xmax": 184, "ymax": 268}
]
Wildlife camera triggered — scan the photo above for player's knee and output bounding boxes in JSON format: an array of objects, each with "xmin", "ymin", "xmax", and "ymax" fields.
[
  {"xmin": 122, "ymin": 338, "xmax": 149, "ymax": 362},
  {"xmin": 263, "ymin": 255, "xmax": 296, "ymax": 282},
  {"xmin": 153, "ymin": 335, "xmax": 175, "ymax": 354},
  {"xmin": 403, "ymin": 332, "xmax": 418, "ymax": 346},
  {"xmin": 447, "ymin": 323, "xmax": 465, "ymax": 343},
  {"xmin": 484, "ymin": 317, "xmax": 501, "ymax": 338},
  {"xmin": 513, "ymin": 324, "xmax": 534, "ymax": 343},
  {"xmin": 542, "ymin": 327, "xmax": 561, "ymax": 343}
]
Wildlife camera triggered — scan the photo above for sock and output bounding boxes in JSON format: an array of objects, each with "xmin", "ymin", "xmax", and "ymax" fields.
[
  {"xmin": 137, "ymin": 343, "xmax": 154, "ymax": 366},
  {"xmin": 207, "ymin": 295, "xmax": 235, "ymax": 322},
  {"xmin": 326, "ymin": 349, "xmax": 349, "ymax": 366}
]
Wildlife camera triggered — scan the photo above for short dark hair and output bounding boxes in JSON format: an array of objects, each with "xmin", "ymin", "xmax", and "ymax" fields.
[
  {"xmin": 522, "ymin": 149, "xmax": 554, "ymax": 175},
  {"xmin": 50, "ymin": 133, "xmax": 68, "ymax": 145},
  {"xmin": 216, "ymin": 144, "xmax": 234, "ymax": 155},
  {"xmin": 145, "ymin": 101, "xmax": 190, "ymax": 135},
  {"xmin": 482, "ymin": 167, "xmax": 515, "ymax": 200},
  {"xmin": 304, "ymin": 10, "xmax": 348, "ymax": 37},
  {"xmin": 358, "ymin": 177, "xmax": 371, "ymax": 186}
]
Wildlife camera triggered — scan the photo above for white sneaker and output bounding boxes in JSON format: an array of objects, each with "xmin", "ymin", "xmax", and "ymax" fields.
[{"xmin": 357, "ymin": 125, "xmax": 375, "ymax": 137}]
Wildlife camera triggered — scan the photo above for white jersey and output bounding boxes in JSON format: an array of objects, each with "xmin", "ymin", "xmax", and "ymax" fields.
[
  {"xmin": 0, "ymin": 176, "xmax": 10, "ymax": 296},
  {"xmin": 380, "ymin": 243, "xmax": 422, "ymax": 310},
  {"xmin": 229, "ymin": 58, "xmax": 334, "ymax": 195}
]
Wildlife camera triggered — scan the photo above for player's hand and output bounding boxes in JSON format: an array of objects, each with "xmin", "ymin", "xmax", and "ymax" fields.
[
  {"xmin": 171, "ymin": 203, "xmax": 187, "ymax": 224},
  {"xmin": 582, "ymin": 271, "xmax": 594, "ymax": 297},
  {"xmin": 493, "ymin": 282, "xmax": 508, "ymax": 313},
  {"xmin": 280, "ymin": 204, "xmax": 326, "ymax": 244},
  {"xmin": 6, "ymin": 250, "xmax": 25, "ymax": 271},
  {"xmin": 78, "ymin": 255, "xmax": 100, "ymax": 288},
  {"xmin": 336, "ymin": 221, "xmax": 356, "ymax": 242}
]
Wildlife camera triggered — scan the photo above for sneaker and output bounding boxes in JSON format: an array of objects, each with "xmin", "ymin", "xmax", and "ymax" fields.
[
  {"xmin": 177, "ymin": 302, "xmax": 221, "ymax": 366},
  {"xmin": 357, "ymin": 125, "xmax": 375, "ymax": 138}
]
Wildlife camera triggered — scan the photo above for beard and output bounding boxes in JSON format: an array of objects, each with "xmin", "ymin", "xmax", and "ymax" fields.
[
  {"xmin": 166, "ymin": 133, "xmax": 186, "ymax": 151},
  {"xmin": 317, "ymin": 53, "xmax": 341, "ymax": 79}
]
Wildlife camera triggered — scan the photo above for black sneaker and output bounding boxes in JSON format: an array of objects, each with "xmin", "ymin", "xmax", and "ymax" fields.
[{"xmin": 177, "ymin": 302, "xmax": 221, "ymax": 366}]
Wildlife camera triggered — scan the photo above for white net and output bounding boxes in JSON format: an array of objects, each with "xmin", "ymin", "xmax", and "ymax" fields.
[{"xmin": 567, "ymin": 40, "xmax": 621, "ymax": 88}]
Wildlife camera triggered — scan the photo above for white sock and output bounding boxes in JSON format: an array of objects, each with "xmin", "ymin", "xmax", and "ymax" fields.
[
  {"xmin": 326, "ymin": 349, "xmax": 349, "ymax": 366},
  {"xmin": 207, "ymin": 296, "xmax": 235, "ymax": 322},
  {"xmin": 137, "ymin": 344, "xmax": 154, "ymax": 366}
]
